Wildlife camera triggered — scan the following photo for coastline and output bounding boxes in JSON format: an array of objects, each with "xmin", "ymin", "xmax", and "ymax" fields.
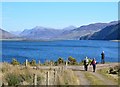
[
  {"xmin": 0, "ymin": 39, "xmax": 24, "ymax": 41},
  {"xmin": 1, "ymin": 39, "xmax": 120, "ymax": 42},
  {"xmin": 110, "ymin": 40, "xmax": 120, "ymax": 42}
]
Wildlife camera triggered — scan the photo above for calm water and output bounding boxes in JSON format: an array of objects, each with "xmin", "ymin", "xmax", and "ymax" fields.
[{"xmin": 1, "ymin": 40, "xmax": 119, "ymax": 63}]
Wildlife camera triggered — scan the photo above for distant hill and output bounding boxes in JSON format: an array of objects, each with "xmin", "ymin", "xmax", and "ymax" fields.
[
  {"xmin": 80, "ymin": 22, "xmax": 120, "ymax": 40},
  {"xmin": 62, "ymin": 25, "xmax": 77, "ymax": 30},
  {"xmin": 4, "ymin": 20, "xmax": 118, "ymax": 40},
  {"xmin": 20, "ymin": 26, "xmax": 64, "ymax": 40},
  {"xmin": 55, "ymin": 21, "xmax": 118, "ymax": 40},
  {"xmin": 0, "ymin": 28, "xmax": 17, "ymax": 39},
  {"xmin": 10, "ymin": 31, "xmax": 22, "ymax": 36}
]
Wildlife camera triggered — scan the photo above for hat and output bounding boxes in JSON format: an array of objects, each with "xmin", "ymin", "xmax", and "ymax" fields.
[{"xmin": 102, "ymin": 51, "xmax": 104, "ymax": 53}]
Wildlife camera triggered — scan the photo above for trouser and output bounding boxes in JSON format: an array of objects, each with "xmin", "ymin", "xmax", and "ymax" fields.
[
  {"xmin": 93, "ymin": 64, "xmax": 96, "ymax": 72},
  {"xmin": 101, "ymin": 59, "xmax": 105, "ymax": 64},
  {"xmin": 84, "ymin": 64, "xmax": 88, "ymax": 71}
]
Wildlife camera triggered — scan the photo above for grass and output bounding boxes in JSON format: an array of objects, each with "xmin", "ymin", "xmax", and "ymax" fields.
[
  {"xmin": 56, "ymin": 69, "xmax": 79, "ymax": 85},
  {"xmin": 84, "ymin": 72, "xmax": 105, "ymax": 85},
  {"xmin": 1, "ymin": 63, "xmax": 80, "ymax": 86},
  {"xmin": 97, "ymin": 68, "xmax": 119, "ymax": 84},
  {"xmin": 1, "ymin": 63, "xmax": 46, "ymax": 85}
]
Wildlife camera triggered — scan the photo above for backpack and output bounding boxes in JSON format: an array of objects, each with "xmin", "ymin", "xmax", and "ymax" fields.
[
  {"xmin": 84, "ymin": 60, "xmax": 86, "ymax": 65},
  {"xmin": 92, "ymin": 60, "xmax": 96, "ymax": 65}
]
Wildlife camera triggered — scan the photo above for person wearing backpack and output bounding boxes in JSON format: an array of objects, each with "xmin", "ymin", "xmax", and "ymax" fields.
[
  {"xmin": 91, "ymin": 58, "xmax": 97, "ymax": 72},
  {"xmin": 83, "ymin": 57, "xmax": 89, "ymax": 71}
]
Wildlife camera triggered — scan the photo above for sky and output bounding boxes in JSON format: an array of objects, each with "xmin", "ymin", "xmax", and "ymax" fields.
[{"xmin": 1, "ymin": 2, "xmax": 118, "ymax": 31}]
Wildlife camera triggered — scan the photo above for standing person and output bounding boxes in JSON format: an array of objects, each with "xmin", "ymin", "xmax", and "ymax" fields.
[
  {"xmin": 91, "ymin": 58, "xmax": 97, "ymax": 72},
  {"xmin": 101, "ymin": 51, "xmax": 105, "ymax": 64},
  {"xmin": 83, "ymin": 57, "xmax": 89, "ymax": 71}
]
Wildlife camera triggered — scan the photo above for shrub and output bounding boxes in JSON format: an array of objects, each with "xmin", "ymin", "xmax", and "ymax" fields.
[
  {"xmin": 20, "ymin": 74, "xmax": 32, "ymax": 81},
  {"xmin": 58, "ymin": 57, "xmax": 64, "ymax": 64},
  {"xmin": 6, "ymin": 74, "xmax": 21, "ymax": 86},
  {"xmin": 88, "ymin": 58, "xmax": 92, "ymax": 64},
  {"xmin": 68, "ymin": 56, "xmax": 76, "ymax": 65},
  {"xmin": 37, "ymin": 76, "xmax": 45, "ymax": 85},
  {"xmin": 109, "ymin": 67, "xmax": 118, "ymax": 74},
  {"xmin": 11, "ymin": 58, "xmax": 20, "ymax": 65},
  {"xmin": 30, "ymin": 59, "xmax": 36, "ymax": 66},
  {"xmin": 54, "ymin": 61, "xmax": 58, "ymax": 66}
]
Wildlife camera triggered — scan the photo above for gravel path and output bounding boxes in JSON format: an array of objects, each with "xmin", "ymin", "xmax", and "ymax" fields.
[
  {"xmin": 69, "ymin": 63, "xmax": 118, "ymax": 85},
  {"xmin": 75, "ymin": 71, "xmax": 90, "ymax": 85}
]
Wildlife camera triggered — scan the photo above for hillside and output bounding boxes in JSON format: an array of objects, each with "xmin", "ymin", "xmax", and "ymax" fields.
[
  {"xmin": 1, "ymin": 21, "xmax": 118, "ymax": 40},
  {"xmin": 20, "ymin": 26, "xmax": 64, "ymax": 40},
  {"xmin": 0, "ymin": 28, "xmax": 17, "ymax": 39},
  {"xmin": 56, "ymin": 21, "xmax": 118, "ymax": 40},
  {"xmin": 80, "ymin": 22, "xmax": 119, "ymax": 40},
  {"xmin": 19, "ymin": 21, "xmax": 118, "ymax": 40}
]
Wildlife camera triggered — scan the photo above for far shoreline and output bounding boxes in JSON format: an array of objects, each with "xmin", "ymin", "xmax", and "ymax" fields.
[
  {"xmin": 1, "ymin": 39, "xmax": 120, "ymax": 42},
  {"xmin": 110, "ymin": 40, "xmax": 120, "ymax": 42}
]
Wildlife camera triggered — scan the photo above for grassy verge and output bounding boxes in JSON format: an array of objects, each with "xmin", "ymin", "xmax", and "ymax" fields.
[
  {"xmin": 84, "ymin": 72, "xmax": 105, "ymax": 85},
  {"xmin": 57, "ymin": 69, "xmax": 79, "ymax": 85},
  {"xmin": 97, "ymin": 68, "xmax": 118, "ymax": 84}
]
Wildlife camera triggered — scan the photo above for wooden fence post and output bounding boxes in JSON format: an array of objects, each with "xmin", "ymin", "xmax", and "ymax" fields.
[
  {"xmin": 38, "ymin": 60, "xmax": 41, "ymax": 65},
  {"xmin": 54, "ymin": 69, "xmax": 56, "ymax": 84},
  {"xmin": 66, "ymin": 61, "xmax": 68, "ymax": 66},
  {"xmin": 25, "ymin": 59, "xmax": 28, "ymax": 67},
  {"xmin": 33, "ymin": 74, "xmax": 37, "ymax": 85},
  {"xmin": 46, "ymin": 71, "xmax": 49, "ymax": 85}
]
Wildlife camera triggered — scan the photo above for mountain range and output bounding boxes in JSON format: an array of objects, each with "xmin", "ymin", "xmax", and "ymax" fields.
[
  {"xmin": 79, "ymin": 22, "xmax": 119, "ymax": 40},
  {"xmin": 1, "ymin": 21, "xmax": 119, "ymax": 40},
  {"xmin": 56, "ymin": 21, "xmax": 118, "ymax": 40}
]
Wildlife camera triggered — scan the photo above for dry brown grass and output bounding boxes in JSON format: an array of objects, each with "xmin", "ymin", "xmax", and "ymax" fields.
[
  {"xmin": 57, "ymin": 69, "xmax": 79, "ymax": 85},
  {"xmin": 1, "ymin": 63, "xmax": 79, "ymax": 86},
  {"xmin": 98, "ymin": 67, "xmax": 119, "ymax": 84},
  {"xmin": 1, "ymin": 63, "xmax": 46, "ymax": 85}
]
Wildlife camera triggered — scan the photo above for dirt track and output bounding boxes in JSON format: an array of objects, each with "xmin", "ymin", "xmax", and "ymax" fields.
[
  {"xmin": 0, "ymin": 63, "xmax": 119, "ymax": 85},
  {"xmin": 36, "ymin": 63, "xmax": 119, "ymax": 85},
  {"xmin": 69, "ymin": 63, "xmax": 119, "ymax": 85}
]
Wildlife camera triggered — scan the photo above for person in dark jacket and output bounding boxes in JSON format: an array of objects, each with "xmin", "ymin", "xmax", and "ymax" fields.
[
  {"xmin": 91, "ymin": 58, "xmax": 97, "ymax": 72},
  {"xmin": 101, "ymin": 51, "xmax": 105, "ymax": 64},
  {"xmin": 83, "ymin": 57, "xmax": 89, "ymax": 71}
]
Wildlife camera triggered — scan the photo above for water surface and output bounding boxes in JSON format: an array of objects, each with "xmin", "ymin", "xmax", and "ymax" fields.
[{"xmin": 1, "ymin": 40, "xmax": 119, "ymax": 63}]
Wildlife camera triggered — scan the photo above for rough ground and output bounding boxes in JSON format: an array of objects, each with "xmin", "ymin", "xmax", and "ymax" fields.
[
  {"xmin": 67, "ymin": 63, "xmax": 119, "ymax": 85},
  {"xmin": 35, "ymin": 63, "xmax": 119, "ymax": 85},
  {"xmin": 30, "ymin": 63, "xmax": 119, "ymax": 85},
  {"xmin": 75, "ymin": 71, "xmax": 90, "ymax": 85},
  {"xmin": 0, "ymin": 63, "xmax": 119, "ymax": 85}
]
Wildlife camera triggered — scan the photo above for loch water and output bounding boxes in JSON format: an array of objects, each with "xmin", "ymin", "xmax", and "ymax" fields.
[{"xmin": 1, "ymin": 40, "xmax": 119, "ymax": 63}]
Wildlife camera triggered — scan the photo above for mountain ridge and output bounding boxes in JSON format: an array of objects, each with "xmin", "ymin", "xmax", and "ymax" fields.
[
  {"xmin": 79, "ymin": 22, "xmax": 119, "ymax": 40},
  {"xmin": 1, "ymin": 20, "xmax": 118, "ymax": 40},
  {"xmin": 0, "ymin": 28, "xmax": 17, "ymax": 39}
]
